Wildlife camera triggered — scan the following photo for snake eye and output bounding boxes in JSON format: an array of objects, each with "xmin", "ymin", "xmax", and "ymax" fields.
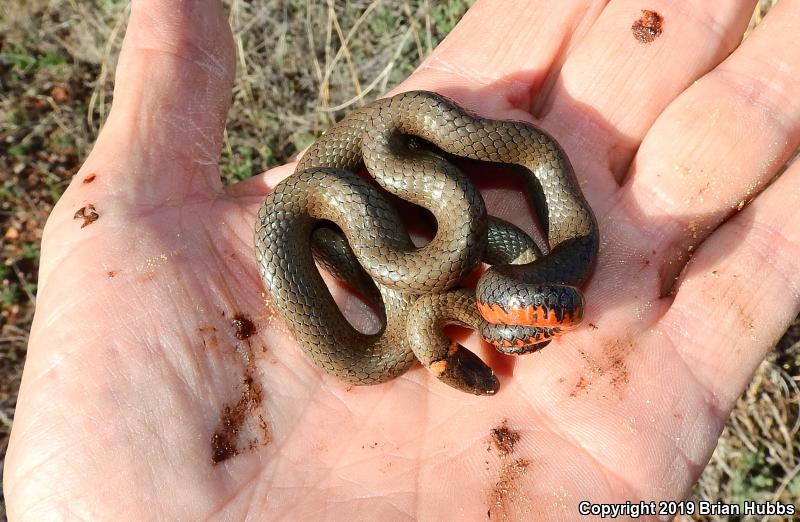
[{"xmin": 406, "ymin": 136, "xmax": 424, "ymax": 150}]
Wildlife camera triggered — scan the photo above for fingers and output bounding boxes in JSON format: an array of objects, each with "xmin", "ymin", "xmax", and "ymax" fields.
[
  {"xmin": 538, "ymin": 0, "xmax": 756, "ymax": 189},
  {"xmin": 78, "ymin": 0, "xmax": 235, "ymax": 202},
  {"xmin": 397, "ymin": 0, "xmax": 608, "ymax": 116},
  {"xmin": 619, "ymin": 0, "xmax": 800, "ymax": 290},
  {"xmin": 657, "ymin": 157, "xmax": 800, "ymax": 408}
]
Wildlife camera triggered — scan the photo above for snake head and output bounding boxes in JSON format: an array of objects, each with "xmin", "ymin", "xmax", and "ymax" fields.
[{"xmin": 428, "ymin": 344, "xmax": 500, "ymax": 396}]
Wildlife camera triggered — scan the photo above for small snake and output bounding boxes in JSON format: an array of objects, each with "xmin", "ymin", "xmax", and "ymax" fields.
[{"xmin": 254, "ymin": 91, "xmax": 598, "ymax": 395}]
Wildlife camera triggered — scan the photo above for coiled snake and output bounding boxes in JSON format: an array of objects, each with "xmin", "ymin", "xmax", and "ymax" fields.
[{"xmin": 254, "ymin": 91, "xmax": 598, "ymax": 395}]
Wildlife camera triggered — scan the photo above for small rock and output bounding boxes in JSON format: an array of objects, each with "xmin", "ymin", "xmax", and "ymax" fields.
[{"xmin": 4, "ymin": 227, "xmax": 20, "ymax": 240}]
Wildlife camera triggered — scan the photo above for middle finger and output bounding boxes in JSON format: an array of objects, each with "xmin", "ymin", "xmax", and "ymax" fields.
[{"xmin": 538, "ymin": 0, "xmax": 756, "ymax": 191}]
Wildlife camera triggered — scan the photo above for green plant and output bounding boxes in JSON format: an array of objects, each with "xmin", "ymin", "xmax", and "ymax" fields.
[
  {"xmin": 731, "ymin": 449, "xmax": 775, "ymax": 504},
  {"xmin": 0, "ymin": 45, "xmax": 67, "ymax": 80},
  {"xmin": 47, "ymin": 132, "xmax": 77, "ymax": 154},
  {"xmin": 220, "ymin": 145, "xmax": 258, "ymax": 183},
  {"xmin": 1, "ymin": 266, "xmax": 20, "ymax": 307},
  {"xmin": 5, "ymin": 142, "xmax": 31, "ymax": 159},
  {"xmin": 430, "ymin": 0, "xmax": 473, "ymax": 35},
  {"xmin": 37, "ymin": 49, "xmax": 67, "ymax": 69},
  {"xmin": 0, "ymin": 45, "xmax": 37, "ymax": 77},
  {"xmin": 20, "ymin": 242, "xmax": 40, "ymax": 262}
]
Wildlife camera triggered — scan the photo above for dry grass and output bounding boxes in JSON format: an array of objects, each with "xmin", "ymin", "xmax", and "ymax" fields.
[{"xmin": 1, "ymin": 1, "xmax": 797, "ymax": 520}]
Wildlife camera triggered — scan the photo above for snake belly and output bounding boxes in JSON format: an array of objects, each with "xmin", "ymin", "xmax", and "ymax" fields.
[{"xmin": 254, "ymin": 90, "xmax": 599, "ymax": 395}]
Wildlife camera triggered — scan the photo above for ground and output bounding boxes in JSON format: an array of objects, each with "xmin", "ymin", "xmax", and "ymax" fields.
[{"xmin": 0, "ymin": 1, "xmax": 798, "ymax": 520}]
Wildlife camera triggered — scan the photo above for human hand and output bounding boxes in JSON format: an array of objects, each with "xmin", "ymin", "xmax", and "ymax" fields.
[{"xmin": 5, "ymin": 1, "xmax": 800, "ymax": 520}]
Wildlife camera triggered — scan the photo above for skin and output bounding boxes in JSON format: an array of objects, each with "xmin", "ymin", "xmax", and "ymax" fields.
[{"xmin": 5, "ymin": 0, "xmax": 800, "ymax": 519}]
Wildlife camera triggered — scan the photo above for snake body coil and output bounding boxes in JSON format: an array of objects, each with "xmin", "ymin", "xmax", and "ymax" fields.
[{"xmin": 254, "ymin": 91, "xmax": 598, "ymax": 395}]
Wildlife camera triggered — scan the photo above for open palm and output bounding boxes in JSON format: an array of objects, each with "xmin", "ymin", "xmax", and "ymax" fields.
[{"xmin": 6, "ymin": 1, "xmax": 800, "ymax": 520}]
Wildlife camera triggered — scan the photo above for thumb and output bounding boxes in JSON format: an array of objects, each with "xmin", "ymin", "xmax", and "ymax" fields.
[{"xmin": 81, "ymin": 0, "xmax": 236, "ymax": 201}]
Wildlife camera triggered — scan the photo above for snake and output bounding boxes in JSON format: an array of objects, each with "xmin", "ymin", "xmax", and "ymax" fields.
[{"xmin": 254, "ymin": 90, "xmax": 598, "ymax": 395}]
